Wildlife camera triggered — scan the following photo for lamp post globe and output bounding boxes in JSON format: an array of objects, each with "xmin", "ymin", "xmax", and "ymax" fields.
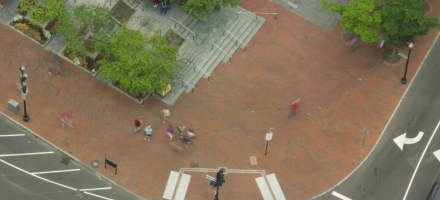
[{"xmin": 401, "ymin": 43, "xmax": 414, "ymax": 84}]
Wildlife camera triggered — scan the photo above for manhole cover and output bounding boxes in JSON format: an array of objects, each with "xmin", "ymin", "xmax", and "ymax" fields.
[{"xmin": 91, "ymin": 160, "xmax": 100, "ymax": 168}]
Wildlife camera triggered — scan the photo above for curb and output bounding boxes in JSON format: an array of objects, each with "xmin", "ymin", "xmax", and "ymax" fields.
[
  {"xmin": 310, "ymin": 31, "xmax": 440, "ymax": 200},
  {"xmin": 0, "ymin": 111, "xmax": 147, "ymax": 200}
]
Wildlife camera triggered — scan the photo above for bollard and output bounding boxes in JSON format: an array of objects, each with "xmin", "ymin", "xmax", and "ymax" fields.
[
  {"xmin": 229, "ymin": 57, "xmax": 231, "ymax": 64},
  {"xmin": 245, "ymin": 45, "xmax": 247, "ymax": 52},
  {"xmin": 211, "ymin": 43, "xmax": 213, "ymax": 50},
  {"xmin": 194, "ymin": 66, "xmax": 196, "ymax": 72},
  {"xmin": 237, "ymin": 14, "xmax": 238, "ymax": 20},
  {"xmin": 193, "ymin": 34, "xmax": 195, "ymax": 40},
  {"xmin": 275, "ymin": 14, "xmax": 278, "ymax": 20},
  {"xmin": 223, "ymin": 30, "xmax": 225, "ymax": 36},
  {"xmin": 191, "ymin": 88, "xmax": 194, "ymax": 95},
  {"xmin": 256, "ymin": 14, "xmax": 258, "ymax": 20},
  {"xmin": 208, "ymin": 76, "xmax": 210, "ymax": 83},
  {"xmin": 235, "ymin": 40, "xmax": 237, "ymax": 46},
  {"xmin": 175, "ymin": 23, "xmax": 176, "ymax": 28}
]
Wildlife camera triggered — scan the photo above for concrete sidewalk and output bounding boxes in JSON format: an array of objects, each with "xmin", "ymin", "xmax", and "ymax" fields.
[{"xmin": 0, "ymin": 0, "xmax": 439, "ymax": 199}]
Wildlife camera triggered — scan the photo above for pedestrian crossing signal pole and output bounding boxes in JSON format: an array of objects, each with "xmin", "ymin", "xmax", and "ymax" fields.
[{"xmin": 214, "ymin": 169, "xmax": 225, "ymax": 200}]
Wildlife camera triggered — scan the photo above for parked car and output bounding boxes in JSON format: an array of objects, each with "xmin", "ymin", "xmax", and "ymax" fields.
[{"xmin": 427, "ymin": 182, "xmax": 440, "ymax": 200}]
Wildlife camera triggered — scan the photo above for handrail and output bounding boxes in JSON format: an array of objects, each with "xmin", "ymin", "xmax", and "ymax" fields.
[
  {"xmin": 182, "ymin": 81, "xmax": 195, "ymax": 94},
  {"xmin": 193, "ymin": 64, "xmax": 211, "ymax": 83},
  {"xmin": 169, "ymin": 17, "xmax": 196, "ymax": 40},
  {"xmin": 211, "ymin": 42, "xmax": 232, "ymax": 64},
  {"xmin": 223, "ymin": 29, "xmax": 247, "ymax": 51},
  {"xmin": 236, "ymin": 11, "xmax": 278, "ymax": 20}
]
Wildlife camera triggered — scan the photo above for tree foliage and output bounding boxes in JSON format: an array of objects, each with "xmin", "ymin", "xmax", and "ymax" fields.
[
  {"xmin": 98, "ymin": 25, "xmax": 184, "ymax": 96},
  {"xmin": 72, "ymin": 3, "xmax": 116, "ymax": 55},
  {"xmin": 320, "ymin": 0, "xmax": 382, "ymax": 43},
  {"xmin": 381, "ymin": 0, "xmax": 440, "ymax": 45},
  {"xmin": 183, "ymin": 0, "xmax": 240, "ymax": 20}
]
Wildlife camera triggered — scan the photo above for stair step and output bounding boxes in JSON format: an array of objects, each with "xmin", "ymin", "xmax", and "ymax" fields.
[
  {"xmin": 182, "ymin": 18, "xmax": 198, "ymax": 38},
  {"xmin": 241, "ymin": 19, "xmax": 265, "ymax": 48},
  {"xmin": 180, "ymin": 20, "xmax": 241, "ymax": 89},
  {"xmin": 229, "ymin": 6, "xmax": 260, "ymax": 20},
  {"xmin": 175, "ymin": 16, "xmax": 193, "ymax": 34}
]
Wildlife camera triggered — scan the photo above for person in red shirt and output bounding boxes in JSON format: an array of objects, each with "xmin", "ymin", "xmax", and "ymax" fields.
[
  {"xmin": 134, "ymin": 117, "xmax": 142, "ymax": 133},
  {"xmin": 289, "ymin": 99, "xmax": 300, "ymax": 117}
]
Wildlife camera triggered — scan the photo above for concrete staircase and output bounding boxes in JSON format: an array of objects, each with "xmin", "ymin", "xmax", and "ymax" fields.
[{"xmin": 152, "ymin": 6, "xmax": 266, "ymax": 105}]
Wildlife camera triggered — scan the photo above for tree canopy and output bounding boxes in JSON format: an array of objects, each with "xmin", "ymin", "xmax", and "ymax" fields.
[
  {"xmin": 183, "ymin": 0, "xmax": 241, "ymax": 20},
  {"xmin": 98, "ymin": 25, "xmax": 184, "ymax": 96}
]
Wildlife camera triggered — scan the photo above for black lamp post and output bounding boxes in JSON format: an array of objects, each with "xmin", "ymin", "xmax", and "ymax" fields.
[
  {"xmin": 21, "ymin": 81, "xmax": 29, "ymax": 122},
  {"xmin": 401, "ymin": 43, "xmax": 414, "ymax": 84}
]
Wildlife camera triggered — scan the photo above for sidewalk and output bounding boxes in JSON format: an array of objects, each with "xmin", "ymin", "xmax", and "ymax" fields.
[{"xmin": 0, "ymin": 0, "xmax": 438, "ymax": 200}]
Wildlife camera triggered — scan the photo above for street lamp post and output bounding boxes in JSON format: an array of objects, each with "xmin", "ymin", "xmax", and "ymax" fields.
[
  {"xmin": 22, "ymin": 81, "xmax": 29, "ymax": 122},
  {"xmin": 401, "ymin": 43, "xmax": 414, "ymax": 84}
]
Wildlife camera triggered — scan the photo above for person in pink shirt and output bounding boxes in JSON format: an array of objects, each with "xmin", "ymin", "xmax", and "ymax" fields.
[{"xmin": 289, "ymin": 99, "xmax": 300, "ymax": 117}]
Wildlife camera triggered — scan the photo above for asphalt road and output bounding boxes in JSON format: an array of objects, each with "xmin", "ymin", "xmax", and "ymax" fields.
[
  {"xmin": 0, "ymin": 112, "xmax": 144, "ymax": 200},
  {"xmin": 311, "ymin": 35, "xmax": 440, "ymax": 200}
]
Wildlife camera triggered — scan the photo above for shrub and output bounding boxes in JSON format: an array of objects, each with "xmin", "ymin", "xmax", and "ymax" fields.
[
  {"xmin": 14, "ymin": 23, "xmax": 29, "ymax": 31},
  {"xmin": 43, "ymin": 29, "xmax": 51, "ymax": 40},
  {"xmin": 13, "ymin": 15, "xmax": 23, "ymax": 22}
]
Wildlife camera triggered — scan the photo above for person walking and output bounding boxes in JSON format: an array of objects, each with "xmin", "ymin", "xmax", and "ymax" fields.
[
  {"xmin": 177, "ymin": 124, "xmax": 185, "ymax": 136},
  {"xmin": 144, "ymin": 125, "xmax": 152, "ymax": 141},
  {"xmin": 161, "ymin": 107, "xmax": 171, "ymax": 123},
  {"xmin": 159, "ymin": 0, "xmax": 170, "ymax": 15},
  {"xmin": 349, "ymin": 37, "xmax": 360, "ymax": 51},
  {"xmin": 166, "ymin": 124, "xmax": 174, "ymax": 140},
  {"xmin": 60, "ymin": 111, "xmax": 73, "ymax": 128},
  {"xmin": 180, "ymin": 132, "xmax": 192, "ymax": 149},
  {"xmin": 289, "ymin": 99, "xmax": 300, "ymax": 117},
  {"xmin": 134, "ymin": 117, "xmax": 142, "ymax": 133}
]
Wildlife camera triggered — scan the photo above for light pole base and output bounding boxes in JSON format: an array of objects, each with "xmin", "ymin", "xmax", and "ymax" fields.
[
  {"xmin": 401, "ymin": 78, "xmax": 407, "ymax": 84},
  {"xmin": 23, "ymin": 115, "xmax": 29, "ymax": 122}
]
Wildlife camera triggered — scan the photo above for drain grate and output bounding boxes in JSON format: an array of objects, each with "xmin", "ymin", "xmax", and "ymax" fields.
[
  {"xmin": 190, "ymin": 163, "xmax": 199, "ymax": 168},
  {"xmin": 60, "ymin": 154, "xmax": 71, "ymax": 166}
]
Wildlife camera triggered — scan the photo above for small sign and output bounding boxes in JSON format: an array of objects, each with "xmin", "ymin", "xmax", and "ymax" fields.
[
  {"xmin": 21, "ymin": 93, "xmax": 26, "ymax": 100},
  {"xmin": 265, "ymin": 132, "xmax": 273, "ymax": 141},
  {"xmin": 206, "ymin": 175, "xmax": 216, "ymax": 182}
]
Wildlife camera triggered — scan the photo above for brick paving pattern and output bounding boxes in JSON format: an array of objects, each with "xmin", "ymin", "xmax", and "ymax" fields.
[{"xmin": 0, "ymin": 0, "xmax": 439, "ymax": 199}]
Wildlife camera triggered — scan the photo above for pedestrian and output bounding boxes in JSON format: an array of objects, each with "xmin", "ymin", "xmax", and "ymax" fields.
[
  {"xmin": 187, "ymin": 128, "xmax": 195, "ymax": 138},
  {"xmin": 161, "ymin": 107, "xmax": 171, "ymax": 123},
  {"xmin": 180, "ymin": 132, "xmax": 192, "ymax": 149},
  {"xmin": 152, "ymin": 0, "xmax": 158, "ymax": 8},
  {"xmin": 60, "ymin": 111, "xmax": 73, "ymax": 128},
  {"xmin": 144, "ymin": 125, "xmax": 152, "ymax": 141},
  {"xmin": 177, "ymin": 124, "xmax": 185, "ymax": 136},
  {"xmin": 349, "ymin": 37, "xmax": 360, "ymax": 51},
  {"xmin": 166, "ymin": 124, "xmax": 174, "ymax": 140},
  {"xmin": 159, "ymin": 0, "xmax": 170, "ymax": 15},
  {"xmin": 289, "ymin": 99, "xmax": 300, "ymax": 117},
  {"xmin": 134, "ymin": 117, "xmax": 141, "ymax": 133}
]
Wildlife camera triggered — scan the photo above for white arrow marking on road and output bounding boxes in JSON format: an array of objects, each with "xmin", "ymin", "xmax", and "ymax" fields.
[
  {"xmin": 403, "ymin": 121, "xmax": 440, "ymax": 200},
  {"xmin": 393, "ymin": 131, "xmax": 424, "ymax": 150},
  {"xmin": 433, "ymin": 150, "xmax": 440, "ymax": 162},
  {"xmin": 331, "ymin": 191, "xmax": 352, "ymax": 200}
]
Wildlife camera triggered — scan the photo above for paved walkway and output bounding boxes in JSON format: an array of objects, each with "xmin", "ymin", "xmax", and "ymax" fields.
[{"xmin": 0, "ymin": 0, "xmax": 439, "ymax": 200}]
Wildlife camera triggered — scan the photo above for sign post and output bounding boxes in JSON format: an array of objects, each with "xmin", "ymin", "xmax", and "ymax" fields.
[
  {"xmin": 361, "ymin": 128, "xmax": 370, "ymax": 150},
  {"xmin": 265, "ymin": 130, "xmax": 273, "ymax": 156}
]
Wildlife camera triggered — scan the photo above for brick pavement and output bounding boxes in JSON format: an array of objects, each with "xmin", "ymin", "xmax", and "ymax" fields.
[{"xmin": 0, "ymin": 0, "xmax": 439, "ymax": 199}]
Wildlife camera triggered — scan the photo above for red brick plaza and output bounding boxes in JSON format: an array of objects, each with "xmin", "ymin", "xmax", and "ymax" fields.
[{"xmin": 0, "ymin": 0, "xmax": 439, "ymax": 199}]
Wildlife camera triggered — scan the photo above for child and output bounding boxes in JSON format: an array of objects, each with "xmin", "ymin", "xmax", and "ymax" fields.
[
  {"xmin": 177, "ymin": 124, "xmax": 185, "ymax": 136},
  {"xmin": 289, "ymin": 99, "xmax": 300, "ymax": 117},
  {"xmin": 144, "ymin": 126, "xmax": 152, "ymax": 141},
  {"xmin": 161, "ymin": 108, "xmax": 171, "ymax": 123}
]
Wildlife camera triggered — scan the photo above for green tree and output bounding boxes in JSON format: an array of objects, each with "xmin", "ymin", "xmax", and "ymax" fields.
[
  {"xmin": 381, "ymin": 0, "xmax": 440, "ymax": 56},
  {"xmin": 73, "ymin": 3, "xmax": 116, "ymax": 55},
  {"xmin": 183, "ymin": 0, "xmax": 241, "ymax": 20},
  {"xmin": 320, "ymin": 0, "xmax": 382, "ymax": 43},
  {"xmin": 98, "ymin": 25, "xmax": 184, "ymax": 96}
]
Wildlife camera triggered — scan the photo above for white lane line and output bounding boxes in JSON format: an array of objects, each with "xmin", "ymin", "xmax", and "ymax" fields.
[
  {"xmin": 0, "ymin": 158, "xmax": 76, "ymax": 191},
  {"xmin": 266, "ymin": 174, "xmax": 286, "ymax": 200},
  {"xmin": 403, "ymin": 120, "xmax": 440, "ymax": 200},
  {"xmin": 31, "ymin": 169, "xmax": 80, "ymax": 175},
  {"xmin": 0, "ymin": 152, "xmax": 53, "ymax": 157},
  {"xmin": 84, "ymin": 192, "xmax": 114, "ymax": 200},
  {"xmin": 0, "ymin": 134, "xmax": 25, "ymax": 137},
  {"xmin": 0, "ymin": 159, "xmax": 114, "ymax": 200},
  {"xmin": 256, "ymin": 176, "xmax": 274, "ymax": 200},
  {"xmin": 80, "ymin": 187, "xmax": 112, "ymax": 191},
  {"xmin": 174, "ymin": 174, "xmax": 191, "ymax": 200},
  {"xmin": 163, "ymin": 171, "xmax": 180, "ymax": 199},
  {"xmin": 331, "ymin": 191, "xmax": 352, "ymax": 200}
]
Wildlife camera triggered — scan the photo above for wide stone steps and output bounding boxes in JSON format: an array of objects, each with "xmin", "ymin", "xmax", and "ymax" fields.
[
  {"xmin": 184, "ymin": 18, "xmax": 264, "ymax": 93},
  {"xmin": 173, "ymin": 16, "xmax": 198, "ymax": 39}
]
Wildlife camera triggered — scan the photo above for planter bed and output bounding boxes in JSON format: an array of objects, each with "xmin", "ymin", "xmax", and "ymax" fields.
[
  {"xmin": 59, "ymin": 47, "xmax": 100, "ymax": 77},
  {"xmin": 0, "ymin": 0, "xmax": 8, "ymax": 5},
  {"xmin": 9, "ymin": 18, "xmax": 52, "ymax": 46},
  {"xmin": 108, "ymin": 81, "xmax": 151, "ymax": 105},
  {"xmin": 46, "ymin": 19, "xmax": 59, "ymax": 34}
]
